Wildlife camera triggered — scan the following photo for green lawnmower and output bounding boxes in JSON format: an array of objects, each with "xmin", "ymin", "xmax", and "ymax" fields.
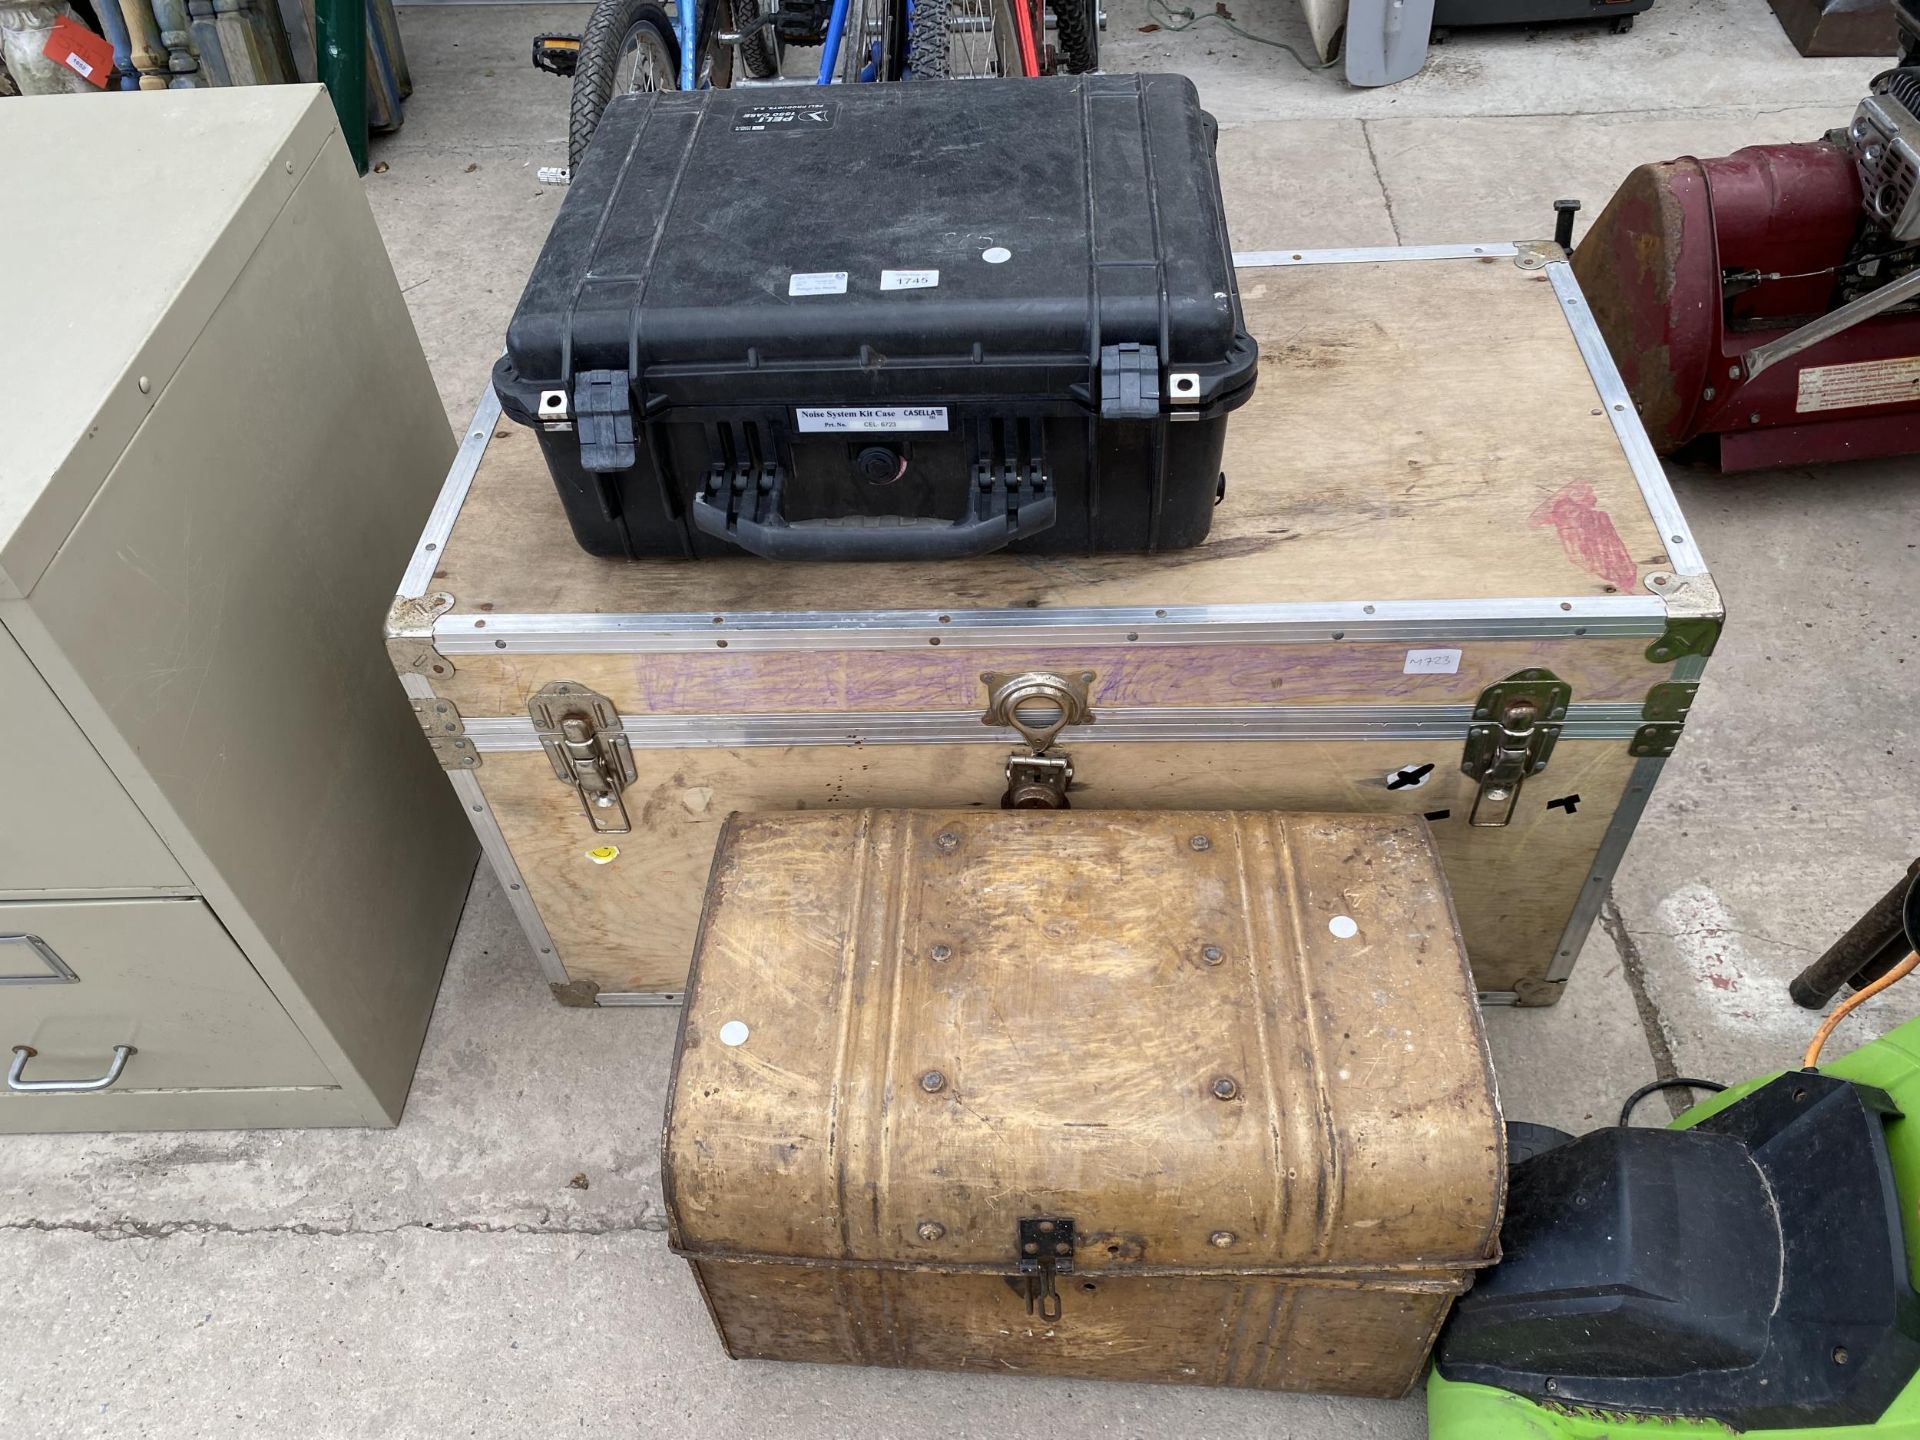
[{"xmin": 1429, "ymin": 870, "xmax": 1920, "ymax": 1439}]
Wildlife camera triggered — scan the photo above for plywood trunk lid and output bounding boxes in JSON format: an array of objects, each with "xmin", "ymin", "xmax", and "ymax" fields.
[
  {"xmin": 664, "ymin": 808, "xmax": 1505, "ymax": 1277},
  {"xmin": 432, "ymin": 255, "xmax": 1673, "ymax": 620}
]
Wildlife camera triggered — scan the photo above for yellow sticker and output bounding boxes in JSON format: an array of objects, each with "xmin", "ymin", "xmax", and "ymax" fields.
[{"xmin": 586, "ymin": 846, "xmax": 620, "ymax": 865}]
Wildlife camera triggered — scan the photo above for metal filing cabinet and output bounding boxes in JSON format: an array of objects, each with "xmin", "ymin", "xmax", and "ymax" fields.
[{"xmin": 0, "ymin": 86, "xmax": 478, "ymax": 1132}]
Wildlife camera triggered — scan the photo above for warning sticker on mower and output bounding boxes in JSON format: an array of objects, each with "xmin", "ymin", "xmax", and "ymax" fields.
[
  {"xmin": 735, "ymin": 104, "xmax": 837, "ymax": 133},
  {"xmin": 795, "ymin": 406, "xmax": 950, "ymax": 433},
  {"xmin": 1795, "ymin": 356, "xmax": 1920, "ymax": 413}
]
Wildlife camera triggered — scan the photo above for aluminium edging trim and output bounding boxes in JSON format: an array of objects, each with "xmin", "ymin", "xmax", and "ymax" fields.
[
  {"xmin": 1543, "ymin": 261, "xmax": 1709, "ymax": 580},
  {"xmin": 604, "ymin": 989, "xmax": 1514, "ymax": 1007},
  {"xmin": 1234, "ymin": 244, "xmax": 1520, "ymax": 266},
  {"xmin": 459, "ymin": 702, "xmax": 1648, "ymax": 752},
  {"xmin": 398, "ymin": 387, "xmax": 501, "ymax": 600},
  {"xmin": 444, "ymin": 767, "xmax": 569, "ymax": 987},
  {"xmin": 433, "ymin": 595, "xmax": 1673, "ymax": 654},
  {"xmin": 1544, "ymin": 754, "xmax": 1668, "ymax": 985},
  {"xmin": 403, "ymin": 666, "xmax": 568, "ymax": 987}
]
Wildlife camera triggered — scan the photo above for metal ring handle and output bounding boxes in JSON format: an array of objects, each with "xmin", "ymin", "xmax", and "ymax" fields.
[
  {"xmin": 990, "ymin": 672, "xmax": 1098, "ymax": 748},
  {"xmin": 8, "ymin": 1044, "xmax": 136, "ymax": 1094},
  {"xmin": 981, "ymin": 670, "xmax": 1096, "ymax": 753},
  {"xmin": 999, "ymin": 679, "xmax": 1078, "ymax": 752}
]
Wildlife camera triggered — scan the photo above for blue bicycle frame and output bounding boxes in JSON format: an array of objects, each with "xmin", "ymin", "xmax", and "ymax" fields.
[
  {"xmin": 816, "ymin": 0, "xmax": 850, "ymax": 81},
  {"xmin": 676, "ymin": 0, "xmax": 698, "ymax": 89},
  {"xmin": 818, "ymin": 0, "xmax": 912, "ymax": 81},
  {"xmin": 667, "ymin": 0, "xmax": 910, "ymax": 90}
]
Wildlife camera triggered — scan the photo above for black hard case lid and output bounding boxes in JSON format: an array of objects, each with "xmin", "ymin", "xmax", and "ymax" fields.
[{"xmin": 501, "ymin": 74, "xmax": 1254, "ymax": 415}]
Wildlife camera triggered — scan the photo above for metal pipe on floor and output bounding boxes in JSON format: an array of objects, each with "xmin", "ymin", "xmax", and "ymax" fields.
[{"xmin": 1790, "ymin": 858, "xmax": 1920, "ymax": 1009}]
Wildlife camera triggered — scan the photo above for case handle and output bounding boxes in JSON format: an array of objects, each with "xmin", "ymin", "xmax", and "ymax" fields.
[
  {"xmin": 692, "ymin": 466, "xmax": 1055, "ymax": 562},
  {"xmin": 9, "ymin": 1044, "xmax": 136, "ymax": 1094}
]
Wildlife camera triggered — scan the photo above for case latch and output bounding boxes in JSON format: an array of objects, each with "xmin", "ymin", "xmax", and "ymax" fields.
[
  {"xmin": 529, "ymin": 682, "xmax": 637, "ymax": 834},
  {"xmin": 1018, "ymin": 1216, "xmax": 1075, "ymax": 1322},
  {"xmin": 1004, "ymin": 752, "xmax": 1075, "ymax": 809},
  {"xmin": 573, "ymin": 368, "xmax": 637, "ymax": 473},
  {"xmin": 1098, "ymin": 343, "xmax": 1162, "ymax": 420},
  {"xmin": 1461, "ymin": 669, "xmax": 1571, "ymax": 828}
]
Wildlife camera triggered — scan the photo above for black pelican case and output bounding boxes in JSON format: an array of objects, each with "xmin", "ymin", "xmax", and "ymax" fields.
[{"xmin": 494, "ymin": 74, "xmax": 1258, "ymax": 561}]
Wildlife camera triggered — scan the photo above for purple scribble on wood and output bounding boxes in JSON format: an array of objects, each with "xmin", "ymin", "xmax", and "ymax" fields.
[{"xmin": 614, "ymin": 639, "xmax": 1656, "ymax": 715}]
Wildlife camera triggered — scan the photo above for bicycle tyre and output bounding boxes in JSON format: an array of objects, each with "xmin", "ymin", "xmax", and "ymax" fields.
[
  {"xmin": 836, "ymin": 0, "xmax": 893, "ymax": 80},
  {"xmin": 570, "ymin": 0, "xmax": 680, "ymax": 171},
  {"xmin": 1053, "ymin": 0, "xmax": 1096, "ymax": 72},
  {"xmin": 732, "ymin": 0, "xmax": 781, "ymax": 76},
  {"xmin": 906, "ymin": 0, "xmax": 951, "ymax": 76}
]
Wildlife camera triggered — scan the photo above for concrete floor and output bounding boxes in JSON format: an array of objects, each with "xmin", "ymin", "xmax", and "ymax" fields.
[{"xmin": 6, "ymin": 5, "xmax": 1920, "ymax": 1435}]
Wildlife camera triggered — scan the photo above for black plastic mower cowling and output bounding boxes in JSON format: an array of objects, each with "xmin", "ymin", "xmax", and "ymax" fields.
[{"xmin": 1436, "ymin": 1073, "xmax": 1920, "ymax": 1431}]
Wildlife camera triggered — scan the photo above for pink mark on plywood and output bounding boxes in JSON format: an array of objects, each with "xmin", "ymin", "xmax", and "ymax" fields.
[{"xmin": 1528, "ymin": 481, "xmax": 1639, "ymax": 592}]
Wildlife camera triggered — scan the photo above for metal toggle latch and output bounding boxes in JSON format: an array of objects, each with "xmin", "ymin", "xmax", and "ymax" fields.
[
  {"xmin": 1018, "ymin": 1216, "xmax": 1075, "ymax": 1322},
  {"xmin": 981, "ymin": 670, "xmax": 1095, "ymax": 811},
  {"xmin": 1460, "ymin": 669, "xmax": 1572, "ymax": 828},
  {"xmin": 529, "ymin": 682, "xmax": 637, "ymax": 834}
]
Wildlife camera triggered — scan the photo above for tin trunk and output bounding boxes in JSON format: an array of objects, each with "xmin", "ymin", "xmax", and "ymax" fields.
[{"xmin": 662, "ymin": 808, "xmax": 1506, "ymax": 1395}]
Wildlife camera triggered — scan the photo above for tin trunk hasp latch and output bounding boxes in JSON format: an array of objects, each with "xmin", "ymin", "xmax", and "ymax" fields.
[
  {"xmin": 1461, "ymin": 669, "xmax": 1572, "ymax": 828},
  {"xmin": 981, "ymin": 670, "xmax": 1095, "ymax": 810},
  {"xmin": 1018, "ymin": 1216, "xmax": 1076, "ymax": 1321},
  {"xmin": 529, "ymin": 682, "xmax": 637, "ymax": 834}
]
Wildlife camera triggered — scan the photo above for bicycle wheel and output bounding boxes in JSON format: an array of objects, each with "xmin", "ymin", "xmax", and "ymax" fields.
[
  {"xmin": 732, "ymin": 0, "xmax": 781, "ymax": 76},
  {"xmin": 569, "ymin": 0, "xmax": 680, "ymax": 170},
  {"xmin": 836, "ymin": 0, "xmax": 894, "ymax": 79},
  {"xmin": 1052, "ymin": 0, "xmax": 1096, "ymax": 72},
  {"xmin": 905, "ymin": 0, "xmax": 949, "ymax": 75},
  {"xmin": 907, "ymin": 0, "xmax": 999, "ymax": 76}
]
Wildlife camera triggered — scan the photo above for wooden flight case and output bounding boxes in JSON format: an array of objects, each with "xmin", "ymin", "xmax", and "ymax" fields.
[{"xmin": 388, "ymin": 241, "xmax": 1718, "ymax": 1009}]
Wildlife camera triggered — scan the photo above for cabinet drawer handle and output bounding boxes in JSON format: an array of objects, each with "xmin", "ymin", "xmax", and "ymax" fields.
[{"xmin": 8, "ymin": 1044, "xmax": 136, "ymax": 1094}]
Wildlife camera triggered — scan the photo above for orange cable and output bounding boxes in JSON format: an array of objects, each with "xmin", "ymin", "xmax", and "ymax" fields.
[{"xmin": 1804, "ymin": 950, "xmax": 1920, "ymax": 1069}]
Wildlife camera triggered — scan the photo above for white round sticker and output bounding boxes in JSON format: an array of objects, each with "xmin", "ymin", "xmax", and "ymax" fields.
[
  {"xmin": 982, "ymin": 246, "xmax": 1012, "ymax": 264},
  {"xmin": 1329, "ymin": 915, "xmax": 1359, "ymax": 940},
  {"xmin": 719, "ymin": 1020, "xmax": 750, "ymax": 1047}
]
